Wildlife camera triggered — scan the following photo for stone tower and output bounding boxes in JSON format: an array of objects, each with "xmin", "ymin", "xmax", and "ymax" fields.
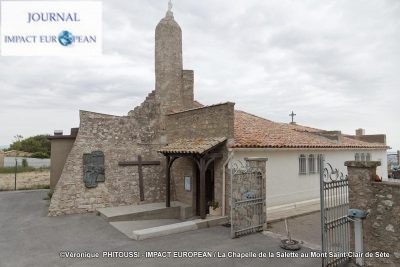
[{"xmin": 155, "ymin": 3, "xmax": 194, "ymax": 116}]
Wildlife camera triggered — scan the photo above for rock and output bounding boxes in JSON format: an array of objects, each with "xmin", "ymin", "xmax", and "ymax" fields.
[
  {"xmin": 385, "ymin": 224, "xmax": 395, "ymax": 232},
  {"xmin": 382, "ymin": 200, "xmax": 393, "ymax": 207}
]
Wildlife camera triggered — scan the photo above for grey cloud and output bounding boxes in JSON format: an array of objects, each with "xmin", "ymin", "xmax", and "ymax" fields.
[{"xmin": 0, "ymin": 0, "xmax": 398, "ymax": 150}]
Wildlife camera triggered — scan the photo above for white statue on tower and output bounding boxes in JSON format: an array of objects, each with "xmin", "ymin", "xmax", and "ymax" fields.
[
  {"xmin": 166, "ymin": 0, "xmax": 173, "ymax": 17},
  {"xmin": 168, "ymin": 0, "xmax": 173, "ymax": 12}
]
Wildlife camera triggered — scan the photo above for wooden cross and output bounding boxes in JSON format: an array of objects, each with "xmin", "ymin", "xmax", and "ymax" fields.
[
  {"xmin": 289, "ymin": 110, "xmax": 296, "ymax": 123},
  {"xmin": 118, "ymin": 155, "xmax": 161, "ymax": 201}
]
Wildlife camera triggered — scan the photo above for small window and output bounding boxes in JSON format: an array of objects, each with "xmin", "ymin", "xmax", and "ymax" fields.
[
  {"xmin": 299, "ymin": 154, "xmax": 307, "ymax": 175},
  {"xmin": 361, "ymin": 153, "xmax": 365, "ymax": 161},
  {"xmin": 366, "ymin": 153, "xmax": 371, "ymax": 162},
  {"xmin": 308, "ymin": 154, "xmax": 316, "ymax": 174},
  {"xmin": 355, "ymin": 153, "xmax": 360, "ymax": 161}
]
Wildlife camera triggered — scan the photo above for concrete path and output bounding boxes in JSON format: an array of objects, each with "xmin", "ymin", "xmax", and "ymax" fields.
[
  {"xmin": 0, "ymin": 190, "xmax": 323, "ymax": 267},
  {"xmin": 267, "ymin": 202, "xmax": 320, "ymax": 223},
  {"xmin": 268, "ymin": 212, "xmax": 322, "ymax": 250}
]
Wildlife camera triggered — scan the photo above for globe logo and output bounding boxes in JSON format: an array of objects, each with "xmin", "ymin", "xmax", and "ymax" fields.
[{"xmin": 58, "ymin": 31, "xmax": 74, "ymax": 46}]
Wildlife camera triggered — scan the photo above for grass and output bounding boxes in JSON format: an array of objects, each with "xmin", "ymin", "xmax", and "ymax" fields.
[
  {"xmin": 43, "ymin": 191, "xmax": 53, "ymax": 200},
  {"xmin": 0, "ymin": 166, "xmax": 49, "ymax": 174},
  {"xmin": 0, "ymin": 184, "xmax": 50, "ymax": 192}
]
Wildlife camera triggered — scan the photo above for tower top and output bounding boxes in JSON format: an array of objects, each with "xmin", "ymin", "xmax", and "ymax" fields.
[{"xmin": 166, "ymin": 0, "xmax": 173, "ymax": 18}]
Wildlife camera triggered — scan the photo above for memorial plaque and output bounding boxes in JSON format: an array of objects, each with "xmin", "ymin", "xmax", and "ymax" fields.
[{"xmin": 83, "ymin": 151, "xmax": 105, "ymax": 188}]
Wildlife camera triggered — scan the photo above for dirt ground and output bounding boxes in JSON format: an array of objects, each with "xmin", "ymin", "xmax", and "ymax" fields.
[{"xmin": 0, "ymin": 170, "xmax": 50, "ymax": 191}]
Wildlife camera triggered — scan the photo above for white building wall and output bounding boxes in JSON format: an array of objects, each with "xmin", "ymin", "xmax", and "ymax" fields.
[{"xmin": 232, "ymin": 149, "xmax": 387, "ymax": 209}]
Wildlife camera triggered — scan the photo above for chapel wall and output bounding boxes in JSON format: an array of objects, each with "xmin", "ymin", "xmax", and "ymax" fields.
[
  {"xmin": 170, "ymin": 157, "xmax": 195, "ymax": 207},
  {"xmin": 166, "ymin": 102, "xmax": 235, "ymax": 212},
  {"xmin": 49, "ymin": 95, "xmax": 165, "ymax": 216}
]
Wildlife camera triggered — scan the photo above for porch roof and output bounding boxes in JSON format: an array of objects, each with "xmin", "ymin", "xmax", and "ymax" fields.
[{"xmin": 158, "ymin": 137, "xmax": 226, "ymax": 155}]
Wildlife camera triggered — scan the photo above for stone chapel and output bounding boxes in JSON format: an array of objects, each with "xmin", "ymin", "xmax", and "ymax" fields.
[
  {"xmin": 49, "ymin": 3, "xmax": 388, "ymax": 221},
  {"xmin": 49, "ymin": 4, "xmax": 234, "ymax": 219}
]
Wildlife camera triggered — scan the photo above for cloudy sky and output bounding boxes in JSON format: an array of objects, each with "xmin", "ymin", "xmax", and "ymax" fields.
[{"xmin": 0, "ymin": 0, "xmax": 399, "ymax": 150}]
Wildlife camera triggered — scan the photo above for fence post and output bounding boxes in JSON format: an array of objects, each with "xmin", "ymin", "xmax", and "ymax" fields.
[{"xmin": 14, "ymin": 158, "xmax": 17, "ymax": 191}]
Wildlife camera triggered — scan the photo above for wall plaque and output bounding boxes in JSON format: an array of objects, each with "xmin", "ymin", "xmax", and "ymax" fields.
[
  {"xmin": 83, "ymin": 151, "xmax": 105, "ymax": 188},
  {"xmin": 184, "ymin": 176, "xmax": 191, "ymax": 192}
]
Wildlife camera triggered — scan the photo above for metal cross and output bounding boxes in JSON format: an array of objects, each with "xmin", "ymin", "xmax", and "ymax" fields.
[{"xmin": 289, "ymin": 111, "xmax": 296, "ymax": 123}]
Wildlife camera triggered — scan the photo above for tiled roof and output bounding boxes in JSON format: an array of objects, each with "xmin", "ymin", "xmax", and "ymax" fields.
[
  {"xmin": 159, "ymin": 137, "xmax": 227, "ymax": 154},
  {"xmin": 233, "ymin": 110, "xmax": 388, "ymax": 149}
]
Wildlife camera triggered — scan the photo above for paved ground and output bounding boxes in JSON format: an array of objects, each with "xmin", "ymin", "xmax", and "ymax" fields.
[
  {"xmin": 268, "ymin": 212, "xmax": 321, "ymax": 249},
  {"xmin": 0, "ymin": 190, "xmax": 323, "ymax": 267}
]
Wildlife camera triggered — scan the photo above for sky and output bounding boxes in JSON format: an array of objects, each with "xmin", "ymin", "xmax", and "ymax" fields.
[{"xmin": 0, "ymin": 0, "xmax": 399, "ymax": 150}]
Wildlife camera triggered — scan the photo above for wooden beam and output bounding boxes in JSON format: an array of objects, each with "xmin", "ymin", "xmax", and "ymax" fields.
[
  {"xmin": 200, "ymin": 157, "xmax": 206, "ymax": 219},
  {"xmin": 165, "ymin": 155, "xmax": 171, "ymax": 208},
  {"xmin": 118, "ymin": 156, "xmax": 161, "ymax": 202},
  {"xmin": 137, "ymin": 155, "xmax": 145, "ymax": 201},
  {"xmin": 118, "ymin": 160, "xmax": 160, "ymax": 166}
]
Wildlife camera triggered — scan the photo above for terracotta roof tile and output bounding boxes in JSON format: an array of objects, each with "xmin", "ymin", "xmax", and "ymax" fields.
[
  {"xmin": 159, "ymin": 137, "xmax": 227, "ymax": 154},
  {"xmin": 233, "ymin": 110, "xmax": 388, "ymax": 149}
]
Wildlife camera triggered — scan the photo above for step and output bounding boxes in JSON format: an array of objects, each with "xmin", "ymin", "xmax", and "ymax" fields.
[
  {"xmin": 130, "ymin": 216, "xmax": 228, "ymax": 240},
  {"xmin": 97, "ymin": 202, "xmax": 188, "ymax": 222}
]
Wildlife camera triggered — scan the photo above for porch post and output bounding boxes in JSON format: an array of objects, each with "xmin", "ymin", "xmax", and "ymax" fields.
[
  {"xmin": 165, "ymin": 155, "xmax": 171, "ymax": 207},
  {"xmin": 200, "ymin": 157, "xmax": 206, "ymax": 219}
]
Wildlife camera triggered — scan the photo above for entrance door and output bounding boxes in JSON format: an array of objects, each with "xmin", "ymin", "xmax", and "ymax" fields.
[{"xmin": 195, "ymin": 162, "xmax": 214, "ymax": 216}]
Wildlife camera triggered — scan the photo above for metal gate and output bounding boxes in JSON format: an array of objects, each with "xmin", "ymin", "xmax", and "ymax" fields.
[
  {"xmin": 230, "ymin": 161, "xmax": 266, "ymax": 238},
  {"xmin": 320, "ymin": 158, "xmax": 350, "ymax": 266}
]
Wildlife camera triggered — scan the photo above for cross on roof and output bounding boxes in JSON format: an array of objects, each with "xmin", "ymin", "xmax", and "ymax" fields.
[{"xmin": 289, "ymin": 111, "xmax": 296, "ymax": 123}]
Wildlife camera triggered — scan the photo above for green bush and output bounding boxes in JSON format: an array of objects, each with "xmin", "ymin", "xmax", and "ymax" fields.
[
  {"xmin": 21, "ymin": 158, "xmax": 28, "ymax": 168},
  {"xmin": 7, "ymin": 134, "xmax": 51, "ymax": 158},
  {"xmin": 31, "ymin": 152, "xmax": 49, "ymax": 159},
  {"xmin": 0, "ymin": 166, "xmax": 36, "ymax": 174}
]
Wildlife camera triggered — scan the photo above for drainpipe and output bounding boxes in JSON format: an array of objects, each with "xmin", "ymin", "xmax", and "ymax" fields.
[{"xmin": 222, "ymin": 150, "xmax": 234, "ymax": 216}]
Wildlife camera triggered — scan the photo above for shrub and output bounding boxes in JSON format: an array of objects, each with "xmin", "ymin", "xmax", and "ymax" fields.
[
  {"xmin": 31, "ymin": 152, "xmax": 50, "ymax": 159},
  {"xmin": 21, "ymin": 158, "xmax": 28, "ymax": 168},
  {"xmin": 0, "ymin": 166, "xmax": 36, "ymax": 174}
]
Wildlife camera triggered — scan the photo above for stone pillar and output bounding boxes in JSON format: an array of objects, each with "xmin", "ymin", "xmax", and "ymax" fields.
[
  {"xmin": 0, "ymin": 151, "xmax": 4, "ymax": 168},
  {"xmin": 155, "ymin": 11, "xmax": 184, "ymax": 116},
  {"xmin": 345, "ymin": 161, "xmax": 400, "ymax": 266},
  {"xmin": 182, "ymin": 70, "xmax": 194, "ymax": 109},
  {"xmin": 346, "ymin": 161, "xmax": 381, "ymax": 209}
]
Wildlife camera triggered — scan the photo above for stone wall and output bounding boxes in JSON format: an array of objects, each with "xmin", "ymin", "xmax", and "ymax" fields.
[
  {"xmin": 182, "ymin": 70, "xmax": 194, "ymax": 109},
  {"xmin": 346, "ymin": 161, "xmax": 400, "ymax": 266},
  {"xmin": 49, "ymin": 92, "xmax": 166, "ymax": 216},
  {"xmin": 347, "ymin": 134, "xmax": 387, "ymax": 144},
  {"xmin": 166, "ymin": 102, "xmax": 235, "ymax": 141},
  {"xmin": 169, "ymin": 157, "xmax": 195, "ymax": 206},
  {"xmin": 166, "ymin": 102, "xmax": 235, "ymax": 212}
]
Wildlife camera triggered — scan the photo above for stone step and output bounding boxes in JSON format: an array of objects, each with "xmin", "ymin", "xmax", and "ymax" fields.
[
  {"xmin": 129, "ymin": 216, "xmax": 228, "ymax": 240},
  {"xmin": 97, "ymin": 201, "xmax": 191, "ymax": 222}
]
